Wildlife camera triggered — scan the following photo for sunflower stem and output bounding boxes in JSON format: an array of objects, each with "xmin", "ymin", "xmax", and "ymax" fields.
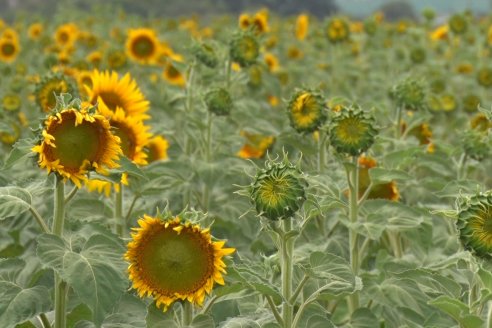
[
  {"xmin": 347, "ymin": 156, "xmax": 360, "ymax": 314},
  {"xmin": 184, "ymin": 61, "xmax": 195, "ymax": 156},
  {"xmin": 182, "ymin": 302, "xmax": 193, "ymax": 327},
  {"xmin": 487, "ymin": 301, "xmax": 492, "ymax": 328},
  {"xmin": 38, "ymin": 313, "xmax": 52, "ymax": 328},
  {"xmin": 64, "ymin": 185, "xmax": 78, "ymax": 205},
  {"xmin": 281, "ymin": 218, "xmax": 294, "ymax": 328},
  {"xmin": 53, "ymin": 175, "xmax": 66, "ymax": 328},
  {"xmin": 395, "ymin": 106, "xmax": 402, "ymax": 139},
  {"xmin": 115, "ymin": 182, "xmax": 124, "ymax": 237},
  {"xmin": 225, "ymin": 57, "xmax": 232, "ymax": 89},
  {"xmin": 317, "ymin": 130, "xmax": 326, "ymax": 173},
  {"xmin": 457, "ymin": 153, "xmax": 468, "ymax": 180},
  {"xmin": 29, "ymin": 207, "xmax": 50, "ymax": 233}
]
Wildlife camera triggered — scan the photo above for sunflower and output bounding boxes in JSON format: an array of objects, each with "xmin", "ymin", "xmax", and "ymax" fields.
[
  {"xmin": 247, "ymin": 64, "xmax": 263, "ymax": 89},
  {"xmin": 238, "ymin": 13, "xmax": 251, "ymax": 30},
  {"xmin": 28, "ymin": 23, "xmax": 43, "ymax": 40},
  {"xmin": 125, "ymin": 215, "xmax": 235, "ymax": 310},
  {"xmin": 144, "ymin": 135, "xmax": 169, "ymax": 163},
  {"xmin": 457, "ymin": 193, "xmax": 492, "ymax": 259},
  {"xmin": 54, "ymin": 23, "xmax": 78, "ymax": 48},
  {"xmin": 249, "ymin": 157, "xmax": 307, "ymax": 221},
  {"xmin": 429, "ymin": 24, "xmax": 449, "ymax": 41},
  {"xmin": 440, "ymin": 93, "xmax": 457, "ymax": 112},
  {"xmin": 98, "ymin": 102, "xmax": 150, "ymax": 165},
  {"xmin": 86, "ymin": 51, "xmax": 102, "ymax": 68},
  {"xmin": 87, "ymin": 70, "xmax": 150, "ymax": 120},
  {"xmin": 32, "ymin": 105, "xmax": 122, "ymax": 187},
  {"xmin": 448, "ymin": 13, "xmax": 468, "ymax": 35},
  {"xmin": 125, "ymin": 28, "xmax": 160, "ymax": 65},
  {"xmin": 410, "ymin": 47, "xmax": 426, "ymax": 64},
  {"xmin": 251, "ymin": 12, "xmax": 269, "ymax": 34},
  {"xmin": 230, "ymin": 32, "xmax": 259, "ymax": 68},
  {"xmin": 107, "ymin": 49, "xmax": 127, "ymax": 70},
  {"xmin": 470, "ymin": 113, "xmax": 492, "ymax": 132},
  {"xmin": 287, "ymin": 46, "xmax": 303, "ymax": 60},
  {"xmin": 326, "ymin": 18, "xmax": 350, "ymax": 43},
  {"xmin": 204, "ymin": 88, "xmax": 233, "ymax": 116},
  {"xmin": 35, "ymin": 75, "xmax": 76, "ymax": 112},
  {"xmin": 287, "ymin": 89, "xmax": 327, "ymax": 134},
  {"xmin": 236, "ymin": 131, "xmax": 275, "ymax": 159},
  {"xmin": 162, "ymin": 62, "xmax": 186, "ymax": 87},
  {"xmin": 477, "ymin": 67, "xmax": 492, "ymax": 88},
  {"xmin": 193, "ymin": 42, "xmax": 218, "ymax": 68},
  {"xmin": 295, "ymin": 14, "xmax": 309, "ymax": 41},
  {"xmin": 329, "ymin": 107, "xmax": 378, "ymax": 156},
  {"xmin": 75, "ymin": 70, "xmax": 93, "ymax": 96},
  {"xmin": 264, "ymin": 53, "xmax": 279, "ymax": 72},
  {"xmin": 463, "ymin": 94, "xmax": 480, "ymax": 113},
  {"xmin": 2, "ymin": 94, "xmax": 21, "ymax": 112},
  {"xmin": 356, "ymin": 156, "xmax": 399, "ymax": 201},
  {"xmin": 0, "ymin": 37, "xmax": 20, "ymax": 63}
]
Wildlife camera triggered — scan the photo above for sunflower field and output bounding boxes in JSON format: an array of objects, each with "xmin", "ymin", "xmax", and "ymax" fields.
[{"xmin": 3, "ymin": 2, "xmax": 492, "ymax": 327}]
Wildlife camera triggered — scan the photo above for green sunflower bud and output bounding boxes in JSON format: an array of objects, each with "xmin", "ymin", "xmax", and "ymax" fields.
[
  {"xmin": 193, "ymin": 43, "xmax": 218, "ymax": 68},
  {"xmin": 410, "ymin": 47, "xmax": 426, "ymax": 64},
  {"xmin": 448, "ymin": 13, "xmax": 468, "ymax": 35},
  {"xmin": 287, "ymin": 89, "xmax": 327, "ymax": 134},
  {"xmin": 204, "ymin": 88, "xmax": 233, "ymax": 116},
  {"xmin": 229, "ymin": 32, "xmax": 259, "ymax": 68},
  {"xmin": 457, "ymin": 192, "xmax": 492, "ymax": 259},
  {"xmin": 247, "ymin": 64, "xmax": 263, "ymax": 89},
  {"xmin": 329, "ymin": 106, "xmax": 378, "ymax": 156},
  {"xmin": 462, "ymin": 129, "xmax": 490, "ymax": 161},
  {"xmin": 477, "ymin": 67, "xmax": 492, "ymax": 88},
  {"xmin": 249, "ymin": 157, "xmax": 307, "ymax": 221},
  {"xmin": 463, "ymin": 94, "xmax": 480, "ymax": 113},
  {"xmin": 391, "ymin": 77, "xmax": 427, "ymax": 110}
]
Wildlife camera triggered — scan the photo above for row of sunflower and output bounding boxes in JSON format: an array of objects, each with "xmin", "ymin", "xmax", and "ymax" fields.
[{"xmin": 2, "ymin": 5, "xmax": 492, "ymax": 327}]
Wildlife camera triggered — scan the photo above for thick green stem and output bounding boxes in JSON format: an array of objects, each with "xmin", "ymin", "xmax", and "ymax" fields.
[
  {"xmin": 52, "ymin": 176, "xmax": 66, "ymax": 328},
  {"xmin": 317, "ymin": 130, "xmax": 326, "ymax": 173},
  {"xmin": 388, "ymin": 231, "xmax": 403, "ymax": 258},
  {"xmin": 457, "ymin": 153, "xmax": 468, "ymax": 180},
  {"xmin": 201, "ymin": 112, "xmax": 213, "ymax": 211},
  {"xmin": 281, "ymin": 219, "xmax": 294, "ymax": 328},
  {"xmin": 184, "ymin": 62, "xmax": 195, "ymax": 156},
  {"xmin": 225, "ymin": 57, "xmax": 232, "ymax": 89},
  {"xmin": 182, "ymin": 302, "xmax": 193, "ymax": 327},
  {"xmin": 348, "ymin": 156, "xmax": 360, "ymax": 314},
  {"xmin": 487, "ymin": 301, "xmax": 492, "ymax": 328},
  {"xmin": 38, "ymin": 313, "xmax": 52, "ymax": 328},
  {"xmin": 114, "ymin": 182, "xmax": 124, "ymax": 237},
  {"xmin": 395, "ymin": 106, "xmax": 402, "ymax": 139}
]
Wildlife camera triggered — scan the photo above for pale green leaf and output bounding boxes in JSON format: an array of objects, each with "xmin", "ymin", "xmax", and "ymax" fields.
[{"xmin": 0, "ymin": 187, "xmax": 32, "ymax": 220}]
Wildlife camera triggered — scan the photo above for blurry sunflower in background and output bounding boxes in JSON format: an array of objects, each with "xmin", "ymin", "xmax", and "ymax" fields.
[
  {"xmin": 162, "ymin": 61, "xmax": 186, "ymax": 87},
  {"xmin": 326, "ymin": 17, "xmax": 350, "ymax": 43},
  {"xmin": 126, "ymin": 28, "xmax": 160, "ymax": 64},
  {"xmin": 35, "ymin": 74, "xmax": 76, "ymax": 112},
  {"xmin": 32, "ymin": 104, "xmax": 122, "ymax": 187},
  {"xmin": 88, "ymin": 70, "xmax": 150, "ymax": 120},
  {"xmin": 27, "ymin": 23, "xmax": 43, "ymax": 40},
  {"xmin": 144, "ymin": 135, "xmax": 169, "ymax": 163},
  {"xmin": 295, "ymin": 14, "xmax": 309, "ymax": 40},
  {"xmin": 54, "ymin": 23, "xmax": 79, "ymax": 48},
  {"xmin": 106, "ymin": 49, "xmax": 128, "ymax": 70},
  {"xmin": 236, "ymin": 131, "xmax": 275, "ymax": 159},
  {"xmin": 356, "ymin": 156, "xmax": 399, "ymax": 201},
  {"xmin": 230, "ymin": 32, "xmax": 259, "ymax": 68},
  {"xmin": 125, "ymin": 215, "xmax": 235, "ymax": 310},
  {"xmin": 2, "ymin": 94, "xmax": 21, "ymax": 112},
  {"xmin": 0, "ymin": 37, "xmax": 20, "ymax": 63},
  {"xmin": 287, "ymin": 89, "xmax": 327, "ymax": 134}
]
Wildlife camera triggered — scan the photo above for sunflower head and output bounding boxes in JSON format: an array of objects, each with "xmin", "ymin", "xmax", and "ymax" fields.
[
  {"xmin": 54, "ymin": 23, "xmax": 78, "ymax": 48},
  {"xmin": 326, "ymin": 17, "xmax": 350, "ymax": 43},
  {"xmin": 462, "ymin": 129, "xmax": 490, "ymax": 161},
  {"xmin": 2, "ymin": 94, "xmax": 21, "ymax": 112},
  {"xmin": 391, "ymin": 77, "xmax": 427, "ymax": 110},
  {"xmin": 35, "ymin": 73, "xmax": 77, "ymax": 113},
  {"xmin": 329, "ymin": 106, "xmax": 378, "ymax": 156},
  {"xmin": 125, "ymin": 28, "xmax": 160, "ymax": 65},
  {"xmin": 229, "ymin": 32, "xmax": 259, "ymax": 68},
  {"xmin": 295, "ymin": 14, "xmax": 309, "ymax": 41},
  {"xmin": 247, "ymin": 64, "xmax": 263, "ymax": 89},
  {"xmin": 457, "ymin": 193, "xmax": 492, "ymax": 259},
  {"xmin": 287, "ymin": 89, "xmax": 327, "ymax": 134},
  {"xmin": 248, "ymin": 156, "xmax": 307, "ymax": 221},
  {"xmin": 440, "ymin": 93, "xmax": 457, "ymax": 112},
  {"xmin": 477, "ymin": 67, "xmax": 492, "ymax": 88},
  {"xmin": 31, "ymin": 95, "xmax": 122, "ymax": 187},
  {"xmin": 470, "ymin": 113, "xmax": 492, "ymax": 132},
  {"xmin": 0, "ymin": 37, "xmax": 20, "ymax": 63},
  {"xmin": 448, "ymin": 13, "xmax": 468, "ymax": 35},
  {"xmin": 162, "ymin": 62, "xmax": 186, "ymax": 87},
  {"xmin": 410, "ymin": 47, "xmax": 426, "ymax": 64},
  {"xmin": 144, "ymin": 135, "xmax": 169, "ymax": 163},
  {"xmin": 463, "ymin": 94, "xmax": 480, "ymax": 113},
  {"xmin": 204, "ymin": 88, "xmax": 233, "ymax": 116},
  {"xmin": 429, "ymin": 78, "xmax": 446, "ymax": 94},
  {"xmin": 237, "ymin": 131, "xmax": 275, "ymax": 159},
  {"xmin": 193, "ymin": 43, "xmax": 218, "ymax": 68},
  {"xmin": 125, "ymin": 214, "xmax": 235, "ymax": 310}
]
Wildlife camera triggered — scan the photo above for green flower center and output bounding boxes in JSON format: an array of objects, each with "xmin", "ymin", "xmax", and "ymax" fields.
[
  {"xmin": 131, "ymin": 36, "xmax": 155, "ymax": 58},
  {"xmin": 1, "ymin": 43, "xmax": 15, "ymax": 56},
  {"xmin": 139, "ymin": 225, "xmax": 214, "ymax": 294},
  {"xmin": 49, "ymin": 116, "xmax": 101, "ymax": 170},
  {"xmin": 335, "ymin": 117, "xmax": 368, "ymax": 145}
]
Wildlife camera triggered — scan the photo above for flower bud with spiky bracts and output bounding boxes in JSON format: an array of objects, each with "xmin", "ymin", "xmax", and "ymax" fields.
[
  {"xmin": 329, "ymin": 106, "xmax": 378, "ymax": 156},
  {"xmin": 391, "ymin": 77, "xmax": 427, "ymax": 110},
  {"xmin": 229, "ymin": 32, "xmax": 259, "ymax": 68},
  {"xmin": 287, "ymin": 89, "xmax": 327, "ymax": 134},
  {"xmin": 461, "ymin": 129, "xmax": 491, "ymax": 161},
  {"xmin": 204, "ymin": 88, "xmax": 233, "ymax": 116},
  {"xmin": 249, "ymin": 155, "xmax": 307, "ymax": 221},
  {"xmin": 192, "ymin": 42, "xmax": 218, "ymax": 68},
  {"xmin": 457, "ymin": 192, "xmax": 492, "ymax": 259}
]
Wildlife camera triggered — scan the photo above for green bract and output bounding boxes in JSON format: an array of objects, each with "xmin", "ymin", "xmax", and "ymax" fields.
[
  {"xmin": 193, "ymin": 42, "xmax": 218, "ymax": 68},
  {"xmin": 457, "ymin": 193, "xmax": 492, "ymax": 259},
  {"xmin": 287, "ymin": 89, "xmax": 327, "ymax": 134},
  {"xmin": 229, "ymin": 32, "xmax": 259, "ymax": 68},
  {"xmin": 249, "ymin": 158, "xmax": 307, "ymax": 221},
  {"xmin": 204, "ymin": 88, "xmax": 233, "ymax": 116},
  {"xmin": 391, "ymin": 77, "xmax": 427, "ymax": 110},
  {"xmin": 329, "ymin": 107, "xmax": 377, "ymax": 156}
]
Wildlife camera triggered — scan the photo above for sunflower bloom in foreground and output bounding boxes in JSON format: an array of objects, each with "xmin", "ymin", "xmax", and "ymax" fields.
[
  {"xmin": 88, "ymin": 70, "xmax": 150, "ymax": 120},
  {"xmin": 125, "ymin": 215, "xmax": 235, "ymax": 310},
  {"xmin": 32, "ymin": 103, "xmax": 122, "ymax": 187},
  {"xmin": 457, "ymin": 193, "xmax": 492, "ymax": 259}
]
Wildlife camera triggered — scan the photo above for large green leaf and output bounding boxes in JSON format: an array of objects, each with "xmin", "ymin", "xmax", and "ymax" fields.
[
  {"xmin": 2, "ymin": 139, "xmax": 36, "ymax": 170},
  {"xmin": 350, "ymin": 308, "xmax": 379, "ymax": 328},
  {"xmin": 0, "ymin": 258, "xmax": 51, "ymax": 328},
  {"xmin": 36, "ymin": 233, "xmax": 127, "ymax": 326},
  {"xmin": 428, "ymin": 296, "xmax": 483, "ymax": 328},
  {"xmin": 0, "ymin": 187, "xmax": 32, "ymax": 220},
  {"xmin": 368, "ymin": 168, "xmax": 412, "ymax": 184}
]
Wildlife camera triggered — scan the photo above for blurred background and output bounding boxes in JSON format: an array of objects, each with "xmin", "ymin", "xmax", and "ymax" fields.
[{"xmin": 0, "ymin": 0, "xmax": 491, "ymax": 20}]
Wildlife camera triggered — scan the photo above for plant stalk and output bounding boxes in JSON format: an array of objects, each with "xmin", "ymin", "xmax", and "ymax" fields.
[
  {"xmin": 281, "ymin": 218, "xmax": 294, "ymax": 328},
  {"xmin": 182, "ymin": 302, "xmax": 193, "ymax": 327},
  {"xmin": 348, "ymin": 156, "xmax": 360, "ymax": 314},
  {"xmin": 53, "ymin": 176, "xmax": 66, "ymax": 328},
  {"xmin": 395, "ymin": 106, "xmax": 402, "ymax": 139},
  {"xmin": 115, "ymin": 182, "xmax": 124, "ymax": 237}
]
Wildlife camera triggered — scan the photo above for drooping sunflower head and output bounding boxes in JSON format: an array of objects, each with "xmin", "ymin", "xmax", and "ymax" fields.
[
  {"xmin": 457, "ymin": 193, "xmax": 492, "ymax": 259},
  {"xmin": 461, "ymin": 129, "xmax": 490, "ymax": 161},
  {"xmin": 125, "ymin": 215, "xmax": 235, "ymax": 310},
  {"xmin": 470, "ymin": 113, "xmax": 492, "ymax": 132},
  {"xmin": 125, "ymin": 28, "xmax": 160, "ymax": 65},
  {"xmin": 477, "ymin": 67, "xmax": 492, "ymax": 88},
  {"xmin": 287, "ymin": 89, "xmax": 327, "ymax": 134},
  {"xmin": 448, "ymin": 13, "xmax": 468, "ymax": 35},
  {"xmin": 463, "ymin": 94, "xmax": 480, "ymax": 113},
  {"xmin": 98, "ymin": 102, "xmax": 151, "ymax": 165},
  {"xmin": 329, "ymin": 106, "xmax": 378, "ymax": 156},
  {"xmin": 0, "ymin": 37, "xmax": 20, "ymax": 63},
  {"xmin": 87, "ymin": 70, "xmax": 150, "ymax": 120},
  {"xmin": 229, "ymin": 32, "xmax": 259, "ymax": 68},
  {"xmin": 248, "ymin": 156, "xmax": 307, "ymax": 221},
  {"xmin": 264, "ymin": 52, "xmax": 279, "ymax": 72},
  {"xmin": 326, "ymin": 17, "xmax": 350, "ymax": 43},
  {"xmin": 162, "ymin": 62, "xmax": 186, "ymax": 87},
  {"xmin": 295, "ymin": 14, "xmax": 309, "ymax": 41},
  {"xmin": 204, "ymin": 88, "xmax": 233, "ymax": 116},
  {"xmin": 192, "ymin": 42, "xmax": 218, "ymax": 68},
  {"xmin": 32, "ymin": 97, "xmax": 122, "ymax": 187},
  {"xmin": 391, "ymin": 77, "xmax": 427, "ymax": 110},
  {"xmin": 144, "ymin": 135, "xmax": 169, "ymax": 163},
  {"xmin": 35, "ymin": 74, "xmax": 77, "ymax": 113}
]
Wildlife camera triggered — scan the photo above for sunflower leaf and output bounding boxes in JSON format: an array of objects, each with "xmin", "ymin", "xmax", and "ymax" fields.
[
  {"xmin": 368, "ymin": 168, "xmax": 412, "ymax": 184},
  {"xmin": 0, "ymin": 186, "xmax": 32, "ymax": 220},
  {"xmin": 36, "ymin": 233, "xmax": 127, "ymax": 326},
  {"xmin": 2, "ymin": 138, "xmax": 36, "ymax": 170}
]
